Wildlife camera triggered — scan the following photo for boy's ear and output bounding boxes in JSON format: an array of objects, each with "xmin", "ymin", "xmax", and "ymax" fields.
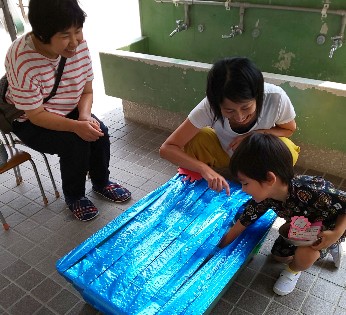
[{"xmin": 266, "ymin": 171, "xmax": 276, "ymax": 185}]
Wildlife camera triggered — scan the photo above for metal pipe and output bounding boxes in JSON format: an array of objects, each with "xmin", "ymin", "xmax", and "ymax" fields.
[
  {"xmin": 157, "ymin": 0, "xmax": 346, "ymax": 43},
  {"xmin": 340, "ymin": 15, "xmax": 346, "ymax": 39},
  {"xmin": 0, "ymin": 0, "xmax": 17, "ymax": 41},
  {"xmin": 184, "ymin": 3, "xmax": 190, "ymax": 27},
  {"xmin": 155, "ymin": 0, "xmax": 346, "ymax": 17}
]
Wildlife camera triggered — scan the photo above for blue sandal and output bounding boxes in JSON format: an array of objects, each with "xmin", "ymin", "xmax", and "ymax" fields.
[
  {"xmin": 67, "ymin": 197, "xmax": 99, "ymax": 221},
  {"xmin": 92, "ymin": 181, "xmax": 131, "ymax": 203}
]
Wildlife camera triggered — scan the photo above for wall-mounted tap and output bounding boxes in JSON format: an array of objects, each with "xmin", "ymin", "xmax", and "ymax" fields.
[
  {"xmin": 169, "ymin": 19, "xmax": 188, "ymax": 37},
  {"xmin": 222, "ymin": 25, "xmax": 243, "ymax": 39},
  {"xmin": 329, "ymin": 35, "xmax": 343, "ymax": 58},
  {"xmin": 169, "ymin": 3, "xmax": 190, "ymax": 37}
]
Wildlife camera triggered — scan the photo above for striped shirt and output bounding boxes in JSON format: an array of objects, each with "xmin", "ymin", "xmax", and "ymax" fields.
[{"xmin": 4, "ymin": 33, "xmax": 94, "ymax": 119}]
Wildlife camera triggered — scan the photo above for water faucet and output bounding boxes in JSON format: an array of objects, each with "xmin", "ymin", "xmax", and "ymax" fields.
[
  {"xmin": 169, "ymin": 20, "xmax": 188, "ymax": 37},
  {"xmin": 329, "ymin": 36, "xmax": 343, "ymax": 58},
  {"xmin": 222, "ymin": 25, "xmax": 243, "ymax": 39}
]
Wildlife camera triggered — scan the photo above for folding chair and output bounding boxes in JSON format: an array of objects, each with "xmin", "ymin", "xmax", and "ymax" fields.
[
  {"xmin": 0, "ymin": 0, "xmax": 58, "ymax": 231},
  {"xmin": 0, "ymin": 123, "xmax": 60, "ymax": 234},
  {"xmin": 0, "ymin": 142, "xmax": 52, "ymax": 230},
  {"xmin": 1, "ymin": 131, "xmax": 60, "ymax": 197}
]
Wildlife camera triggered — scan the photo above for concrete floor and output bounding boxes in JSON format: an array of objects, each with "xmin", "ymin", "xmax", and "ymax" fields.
[
  {"xmin": 1, "ymin": 2, "xmax": 346, "ymax": 314},
  {"xmin": 1, "ymin": 102, "xmax": 346, "ymax": 315}
]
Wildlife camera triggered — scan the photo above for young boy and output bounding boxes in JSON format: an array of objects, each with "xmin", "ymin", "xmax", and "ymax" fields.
[{"xmin": 219, "ymin": 133, "xmax": 346, "ymax": 296}]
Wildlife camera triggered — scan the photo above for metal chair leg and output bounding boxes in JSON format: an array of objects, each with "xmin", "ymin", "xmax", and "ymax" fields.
[
  {"xmin": 28, "ymin": 159, "xmax": 48, "ymax": 205},
  {"xmin": 2, "ymin": 132, "xmax": 22, "ymax": 184},
  {"xmin": 5, "ymin": 132, "xmax": 60, "ymax": 199},
  {"xmin": 41, "ymin": 153, "xmax": 60, "ymax": 198},
  {"xmin": 13, "ymin": 165, "xmax": 22, "ymax": 185},
  {"xmin": 0, "ymin": 210, "xmax": 10, "ymax": 230}
]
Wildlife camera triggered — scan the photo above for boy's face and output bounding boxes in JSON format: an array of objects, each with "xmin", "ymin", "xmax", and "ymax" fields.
[
  {"xmin": 237, "ymin": 172, "xmax": 272, "ymax": 203},
  {"xmin": 46, "ymin": 26, "xmax": 84, "ymax": 59}
]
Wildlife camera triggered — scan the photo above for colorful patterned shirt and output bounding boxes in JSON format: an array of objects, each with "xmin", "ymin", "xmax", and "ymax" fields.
[{"xmin": 239, "ymin": 175, "xmax": 346, "ymax": 230}]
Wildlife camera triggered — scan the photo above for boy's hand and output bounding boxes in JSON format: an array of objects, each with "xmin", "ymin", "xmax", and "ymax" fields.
[
  {"xmin": 219, "ymin": 220, "xmax": 247, "ymax": 248},
  {"xmin": 311, "ymin": 230, "xmax": 340, "ymax": 250},
  {"xmin": 218, "ymin": 236, "xmax": 230, "ymax": 248}
]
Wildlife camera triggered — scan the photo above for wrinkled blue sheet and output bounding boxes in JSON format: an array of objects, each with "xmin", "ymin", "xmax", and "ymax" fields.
[{"xmin": 56, "ymin": 174, "xmax": 276, "ymax": 315}]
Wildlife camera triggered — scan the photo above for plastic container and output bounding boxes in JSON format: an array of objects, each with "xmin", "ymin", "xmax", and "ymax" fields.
[{"xmin": 279, "ymin": 223, "xmax": 320, "ymax": 247}]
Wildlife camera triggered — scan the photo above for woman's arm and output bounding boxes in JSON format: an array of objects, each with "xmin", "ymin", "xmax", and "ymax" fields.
[
  {"xmin": 229, "ymin": 119, "xmax": 297, "ymax": 151},
  {"xmin": 219, "ymin": 220, "xmax": 247, "ymax": 248},
  {"xmin": 160, "ymin": 119, "xmax": 204, "ymax": 170},
  {"xmin": 77, "ymin": 81, "xmax": 94, "ymax": 121},
  {"xmin": 256, "ymin": 119, "xmax": 297, "ymax": 137},
  {"xmin": 24, "ymin": 80, "xmax": 103, "ymax": 141},
  {"xmin": 160, "ymin": 118, "xmax": 230, "ymax": 195},
  {"xmin": 77, "ymin": 80, "xmax": 101, "ymax": 128}
]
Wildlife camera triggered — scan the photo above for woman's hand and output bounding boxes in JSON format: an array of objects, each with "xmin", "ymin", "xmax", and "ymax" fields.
[
  {"xmin": 228, "ymin": 134, "xmax": 248, "ymax": 152},
  {"xmin": 77, "ymin": 114, "xmax": 103, "ymax": 141},
  {"xmin": 25, "ymin": 106, "xmax": 102, "ymax": 141},
  {"xmin": 73, "ymin": 120, "xmax": 104, "ymax": 141},
  {"xmin": 200, "ymin": 165, "xmax": 230, "ymax": 195},
  {"xmin": 78, "ymin": 114, "xmax": 100, "ymax": 128}
]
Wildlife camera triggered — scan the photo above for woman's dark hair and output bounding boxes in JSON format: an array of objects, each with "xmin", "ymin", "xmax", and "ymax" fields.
[
  {"xmin": 230, "ymin": 133, "xmax": 294, "ymax": 185},
  {"xmin": 206, "ymin": 57, "xmax": 264, "ymax": 125},
  {"xmin": 28, "ymin": 0, "xmax": 86, "ymax": 44}
]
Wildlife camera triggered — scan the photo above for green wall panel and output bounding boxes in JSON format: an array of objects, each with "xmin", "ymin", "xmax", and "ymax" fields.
[
  {"xmin": 100, "ymin": 47, "xmax": 346, "ymax": 152},
  {"xmin": 280, "ymin": 84, "xmax": 346, "ymax": 151},
  {"xmin": 139, "ymin": 0, "xmax": 346, "ymax": 82},
  {"xmin": 100, "ymin": 1, "xmax": 346, "ymax": 155},
  {"xmin": 100, "ymin": 52, "xmax": 207, "ymax": 113}
]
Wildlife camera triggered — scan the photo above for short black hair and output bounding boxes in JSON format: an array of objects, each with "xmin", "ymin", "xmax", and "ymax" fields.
[
  {"xmin": 230, "ymin": 133, "xmax": 294, "ymax": 185},
  {"xmin": 206, "ymin": 57, "xmax": 264, "ymax": 125},
  {"xmin": 28, "ymin": 0, "xmax": 86, "ymax": 44}
]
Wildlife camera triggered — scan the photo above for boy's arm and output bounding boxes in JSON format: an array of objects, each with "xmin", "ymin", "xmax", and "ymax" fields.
[
  {"xmin": 219, "ymin": 220, "xmax": 247, "ymax": 248},
  {"xmin": 333, "ymin": 214, "xmax": 346, "ymax": 238},
  {"xmin": 313, "ymin": 214, "xmax": 346, "ymax": 250}
]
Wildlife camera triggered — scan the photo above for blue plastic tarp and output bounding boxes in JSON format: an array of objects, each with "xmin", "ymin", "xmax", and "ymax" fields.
[{"xmin": 56, "ymin": 174, "xmax": 276, "ymax": 315}]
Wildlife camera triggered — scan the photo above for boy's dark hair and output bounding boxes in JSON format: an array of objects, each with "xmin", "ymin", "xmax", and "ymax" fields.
[
  {"xmin": 28, "ymin": 0, "xmax": 86, "ymax": 44},
  {"xmin": 206, "ymin": 57, "xmax": 264, "ymax": 125},
  {"xmin": 230, "ymin": 133, "xmax": 294, "ymax": 185}
]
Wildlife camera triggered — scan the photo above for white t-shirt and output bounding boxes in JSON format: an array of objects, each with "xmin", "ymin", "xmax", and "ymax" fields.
[{"xmin": 188, "ymin": 82, "xmax": 296, "ymax": 157}]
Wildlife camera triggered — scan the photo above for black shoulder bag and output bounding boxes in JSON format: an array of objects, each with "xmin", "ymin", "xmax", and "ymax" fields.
[{"xmin": 0, "ymin": 57, "xmax": 67, "ymax": 134}]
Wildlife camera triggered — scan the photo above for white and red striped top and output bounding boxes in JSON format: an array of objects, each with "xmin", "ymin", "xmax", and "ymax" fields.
[{"xmin": 4, "ymin": 33, "xmax": 94, "ymax": 119}]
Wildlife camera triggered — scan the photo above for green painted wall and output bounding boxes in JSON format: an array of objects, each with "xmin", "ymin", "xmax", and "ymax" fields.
[
  {"xmin": 100, "ymin": 48, "xmax": 346, "ymax": 152},
  {"xmin": 100, "ymin": 0, "xmax": 346, "ymax": 155},
  {"xmin": 285, "ymin": 85, "xmax": 346, "ymax": 151},
  {"xmin": 100, "ymin": 50, "xmax": 207, "ymax": 113},
  {"xmin": 139, "ymin": 0, "xmax": 346, "ymax": 83}
]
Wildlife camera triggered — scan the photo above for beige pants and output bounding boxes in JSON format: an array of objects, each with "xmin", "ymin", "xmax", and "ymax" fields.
[{"xmin": 184, "ymin": 127, "xmax": 300, "ymax": 168}]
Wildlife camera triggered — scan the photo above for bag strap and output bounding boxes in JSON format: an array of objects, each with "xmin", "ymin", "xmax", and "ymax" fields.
[{"xmin": 43, "ymin": 57, "xmax": 67, "ymax": 103}]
